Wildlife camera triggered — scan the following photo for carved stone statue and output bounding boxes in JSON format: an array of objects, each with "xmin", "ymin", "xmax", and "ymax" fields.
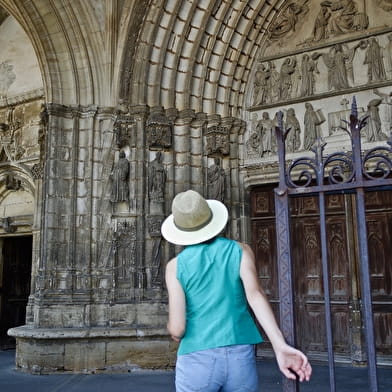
[
  {"xmin": 312, "ymin": 3, "xmax": 331, "ymax": 42},
  {"xmin": 373, "ymin": 89, "xmax": 392, "ymax": 133},
  {"xmin": 328, "ymin": 0, "xmax": 368, "ymax": 36},
  {"xmin": 364, "ymin": 38, "xmax": 386, "ymax": 83},
  {"xmin": 256, "ymin": 112, "xmax": 275, "ymax": 156},
  {"xmin": 268, "ymin": 1, "xmax": 309, "ymax": 40},
  {"xmin": 386, "ymin": 33, "xmax": 392, "ymax": 79},
  {"xmin": 148, "ymin": 151, "xmax": 166, "ymax": 203},
  {"xmin": 113, "ymin": 221, "xmax": 136, "ymax": 283},
  {"xmin": 300, "ymin": 54, "xmax": 319, "ymax": 97},
  {"xmin": 363, "ymin": 98, "xmax": 387, "ymax": 142},
  {"xmin": 246, "ymin": 129, "xmax": 261, "ymax": 158},
  {"xmin": 285, "ymin": 108, "xmax": 301, "ymax": 152},
  {"xmin": 303, "ymin": 103, "xmax": 325, "ymax": 150},
  {"xmin": 253, "ymin": 63, "xmax": 270, "ymax": 106},
  {"xmin": 267, "ymin": 61, "xmax": 280, "ymax": 103},
  {"xmin": 207, "ymin": 158, "xmax": 225, "ymax": 202},
  {"xmin": 279, "ymin": 58, "xmax": 297, "ymax": 100},
  {"xmin": 110, "ymin": 151, "xmax": 130, "ymax": 203},
  {"xmin": 321, "ymin": 43, "xmax": 358, "ymax": 91}
]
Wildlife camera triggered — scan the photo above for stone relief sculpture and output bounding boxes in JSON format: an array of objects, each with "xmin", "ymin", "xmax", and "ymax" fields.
[
  {"xmin": 246, "ymin": 128, "xmax": 261, "ymax": 158},
  {"xmin": 147, "ymin": 216, "xmax": 164, "ymax": 289},
  {"xmin": 327, "ymin": 0, "xmax": 368, "ymax": 36},
  {"xmin": 267, "ymin": 61, "xmax": 281, "ymax": 103},
  {"xmin": 300, "ymin": 54, "xmax": 319, "ymax": 97},
  {"xmin": 114, "ymin": 114, "xmax": 135, "ymax": 148},
  {"xmin": 253, "ymin": 63, "xmax": 270, "ymax": 106},
  {"xmin": 385, "ymin": 33, "xmax": 392, "ymax": 79},
  {"xmin": 205, "ymin": 125, "xmax": 230, "ymax": 156},
  {"xmin": 285, "ymin": 108, "xmax": 302, "ymax": 152},
  {"xmin": 146, "ymin": 109, "xmax": 172, "ymax": 149},
  {"xmin": 110, "ymin": 151, "xmax": 130, "ymax": 203},
  {"xmin": 363, "ymin": 98, "xmax": 387, "ymax": 142},
  {"xmin": 279, "ymin": 58, "xmax": 297, "ymax": 100},
  {"xmin": 148, "ymin": 151, "xmax": 166, "ymax": 203},
  {"xmin": 113, "ymin": 220, "xmax": 136, "ymax": 283},
  {"xmin": 321, "ymin": 43, "xmax": 358, "ymax": 90},
  {"xmin": 256, "ymin": 112, "xmax": 275, "ymax": 156},
  {"xmin": 376, "ymin": 0, "xmax": 392, "ymax": 12},
  {"xmin": 312, "ymin": 2, "xmax": 332, "ymax": 42},
  {"xmin": 268, "ymin": 1, "xmax": 309, "ymax": 40},
  {"xmin": 303, "ymin": 103, "xmax": 326, "ymax": 150},
  {"xmin": 374, "ymin": 89, "xmax": 392, "ymax": 132},
  {"xmin": 207, "ymin": 157, "xmax": 225, "ymax": 202},
  {"xmin": 363, "ymin": 37, "xmax": 387, "ymax": 83}
]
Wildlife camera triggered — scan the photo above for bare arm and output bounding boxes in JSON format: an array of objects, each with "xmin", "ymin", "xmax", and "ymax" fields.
[
  {"xmin": 165, "ymin": 258, "xmax": 186, "ymax": 342},
  {"xmin": 239, "ymin": 242, "xmax": 312, "ymax": 382}
]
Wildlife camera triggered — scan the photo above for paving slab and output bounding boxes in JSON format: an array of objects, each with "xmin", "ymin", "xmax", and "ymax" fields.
[{"xmin": 1, "ymin": 350, "xmax": 392, "ymax": 391}]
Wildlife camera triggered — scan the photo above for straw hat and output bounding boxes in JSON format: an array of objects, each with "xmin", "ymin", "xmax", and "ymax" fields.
[{"xmin": 161, "ymin": 190, "xmax": 228, "ymax": 246}]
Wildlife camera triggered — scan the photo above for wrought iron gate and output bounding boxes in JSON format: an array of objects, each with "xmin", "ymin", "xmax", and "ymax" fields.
[{"xmin": 274, "ymin": 98, "xmax": 392, "ymax": 392}]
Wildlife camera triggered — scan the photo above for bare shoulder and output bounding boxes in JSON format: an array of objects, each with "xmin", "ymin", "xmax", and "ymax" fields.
[
  {"xmin": 237, "ymin": 241, "xmax": 254, "ymax": 255},
  {"xmin": 165, "ymin": 257, "xmax": 177, "ymax": 273}
]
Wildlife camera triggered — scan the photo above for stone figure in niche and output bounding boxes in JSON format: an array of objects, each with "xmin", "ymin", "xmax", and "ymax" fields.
[
  {"xmin": 113, "ymin": 221, "xmax": 136, "ymax": 282},
  {"xmin": 256, "ymin": 112, "xmax": 275, "ymax": 156},
  {"xmin": 148, "ymin": 151, "xmax": 166, "ymax": 203},
  {"xmin": 279, "ymin": 58, "xmax": 297, "ymax": 101},
  {"xmin": 385, "ymin": 33, "xmax": 392, "ymax": 79},
  {"xmin": 253, "ymin": 63, "xmax": 270, "ymax": 106},
  {"xmin": 300, "ymin": 54, "xmax": 319, "ymax": 97},
  {"xmin": 268, "ymin": 1, "xmax": 309, "ymax": 40},
  {"xmin": 147, "ymin": 216, "xmax": 164, "ymax": 288},
  {"xmin": 328, "ymin": 0, "xmax": 368, "ymax": 36},
  {"xmin": 110, "ymin": 151, "xmax": 129, "ymax": 203},
  {"xmin": 312, "ymin": 2, "xmax": 331, "ymax": 42},
  {"xmin": 363, "ymin": 98, "xmax": 387, "ymax": 142},
  {"xmin": 374, "ymin": 89, "xmax": 392, "ymax": 133},
  {"xmin": 321, "ymin": 43, "xmax": 358, "ymax": 91},
  {"xmin": 207, "ymin": 158, "xmax": 225, "ymax": 202},
  {"xmin": 363, "ymin": 38, "xmax": 386, "ymax": 83},
  {"xmin": 285, "ymin": 108, "xmax": 301, "ymax": 152},
  {"xmin": 303, "ymin": 103, "xmax": 325, "ymax": 150}
]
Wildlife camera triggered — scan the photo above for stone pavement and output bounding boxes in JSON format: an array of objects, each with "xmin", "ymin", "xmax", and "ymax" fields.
[{"xmin": 1, "ymin": 349, "xmax": 392, "ymax": 391}]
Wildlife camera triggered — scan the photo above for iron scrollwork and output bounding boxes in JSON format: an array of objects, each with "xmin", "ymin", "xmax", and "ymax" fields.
[{"xmin": 279, "ymin": 97, "xmax": 392, "ymax": 189}]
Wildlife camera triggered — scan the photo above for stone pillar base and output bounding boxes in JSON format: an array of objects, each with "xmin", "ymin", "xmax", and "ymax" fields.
[{"xmin": 8, "ymin": 326, "xmax": 177, "ymax": 374}]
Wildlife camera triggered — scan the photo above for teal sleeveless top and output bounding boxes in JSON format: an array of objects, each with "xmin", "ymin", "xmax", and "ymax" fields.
[{"xmin": 176, "ymin": 237, "xmax": 262, "ymax": 355}]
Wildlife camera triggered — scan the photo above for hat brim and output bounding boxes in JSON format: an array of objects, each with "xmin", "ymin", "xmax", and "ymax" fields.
[{"xmin": 161, "ymin": 199, "xmax": 228, "ymax": 246}]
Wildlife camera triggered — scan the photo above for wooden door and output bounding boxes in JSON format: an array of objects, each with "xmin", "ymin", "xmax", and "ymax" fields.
[
  {"xmin": 0, "ymin": 236, "xmax": 32, "ymax": 348},
  {"xmin": 251, "ymin": 186, "xmax": 392, "ymax": 363}
]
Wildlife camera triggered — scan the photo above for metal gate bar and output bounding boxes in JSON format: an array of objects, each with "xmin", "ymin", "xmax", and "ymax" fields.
[{"xmin": 273, "ymin": 98, "xmax": 392, "ymax": 392}]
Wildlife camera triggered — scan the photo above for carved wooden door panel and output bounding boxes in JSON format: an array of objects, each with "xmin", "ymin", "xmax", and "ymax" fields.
[
  {"xmin": 365, "ymin": 191, "xmax": 392, "ymax": 360},
  {"xmin": 251, "ymin": 186, "xmax": 392, "ymax": 362},
  {"xmin": 290, "ymin": 193, "xmax": 353, "ymax": 359}
]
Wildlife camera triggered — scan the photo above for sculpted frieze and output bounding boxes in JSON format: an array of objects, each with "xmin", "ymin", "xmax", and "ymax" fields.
[{"xmin": 251, "ymin": 32, "xmax": 392, "ymax": 110}]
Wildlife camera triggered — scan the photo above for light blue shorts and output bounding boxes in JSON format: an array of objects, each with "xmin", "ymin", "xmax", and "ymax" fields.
[{"xmin": 175, "ymin": 344, "xmax": 258, "ymax": 392}]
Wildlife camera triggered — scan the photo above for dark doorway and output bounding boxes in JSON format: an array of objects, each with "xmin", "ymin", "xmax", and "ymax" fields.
[{"xmin": 0, "ymin": 236, "xmax": 32, "ymax": 349}]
